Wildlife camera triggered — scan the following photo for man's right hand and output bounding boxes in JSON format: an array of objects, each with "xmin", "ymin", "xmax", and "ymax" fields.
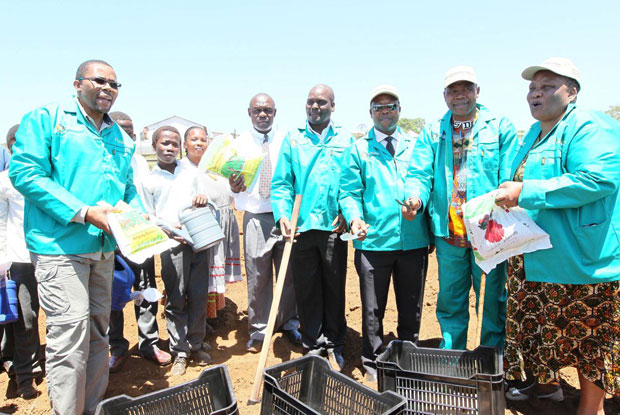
[
  {"xmin": 229, "ymin": 172, "xmax": 246, "ymax": 193},
  {"xmin": 85, "ymin": 205, "xmax": 113, "ymax": 234},
  {"xmin": 350, "ymin": 218, "xmax": 370, "ymax": 241},
  {"xmin": 402, "ymin": 197, "xmax": 421, "ymax": 221},
  {"xmin": 279, "ymin": 217, "xmax": 300, "ymax": 241}
]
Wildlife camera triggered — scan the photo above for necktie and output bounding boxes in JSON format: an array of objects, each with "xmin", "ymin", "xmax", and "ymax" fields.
[
  {"xmin": 385, "ymin": 136, "xmax": 395, "ymax": 157},
  {"xmin": 259, "ymin": 135, "xmax": 271, "ymax": 199}
]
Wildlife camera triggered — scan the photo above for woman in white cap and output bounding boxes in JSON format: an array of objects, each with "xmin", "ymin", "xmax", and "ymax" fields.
[{"xmin": 496, "ymin": 58, "xmax": 620, "ymax": 414}]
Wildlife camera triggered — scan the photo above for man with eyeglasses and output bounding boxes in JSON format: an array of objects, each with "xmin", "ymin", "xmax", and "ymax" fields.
[
  {"xmin": 339, "ymin": 85, "xmax": 430, "ymax": 381},
  {"xmin": 403, "ymin": 66, "xmax": 518, "ymax": 351},
  {"xmin": 271, "ymin": 84, "xmax": 354, "ymax": 370},
  {"xmin": 229, "ymin": 93, "xmax": 301, "ymax": 354},
  {"xmin": 9, "ymin": 59, "xmax": 142, "ymax": 415}
]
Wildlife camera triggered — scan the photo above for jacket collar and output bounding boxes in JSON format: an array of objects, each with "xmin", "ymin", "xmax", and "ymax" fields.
[
  {"xmin": 365, "ymin": 126, "xmax": 412, "ymax": 158},
  {"xmin": 439, "ymin": 103, "xmax": 495, "ymax": 139}
]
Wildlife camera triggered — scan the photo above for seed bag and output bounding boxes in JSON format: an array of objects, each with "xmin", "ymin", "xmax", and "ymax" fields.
[
  {"xmin": 199, "ymin": 134, "xmax": 264, "ymax": 191},
  {"xmin": 462, "ymin": 190, "xmax": 552, "ymax": 273},
  {"xmin": 107, "ymin": 201, "xmax": 179, "ymax": 264}
]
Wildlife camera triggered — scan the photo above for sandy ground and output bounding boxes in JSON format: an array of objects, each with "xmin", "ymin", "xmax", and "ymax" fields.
[{"xmin": 1, "ymin": 211, "xmax": 618, "ymax": 414}]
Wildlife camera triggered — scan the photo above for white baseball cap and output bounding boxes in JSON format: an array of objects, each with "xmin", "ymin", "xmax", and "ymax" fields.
[
  {"xmin": 521, "ymin": 57, "xmax": 582, "ymax": 88},
  {"xmin": 370, "ymin": 84, "xmax": 399, "ymax": 104},
  {"xmin": 444, "ymin": 65, "xmax": 477, "ymax": 88}
]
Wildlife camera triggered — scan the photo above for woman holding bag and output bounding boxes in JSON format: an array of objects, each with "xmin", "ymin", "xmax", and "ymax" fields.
[{"xmin": 496, "ymin": 57, "xmax": 620, "ymax": 414}]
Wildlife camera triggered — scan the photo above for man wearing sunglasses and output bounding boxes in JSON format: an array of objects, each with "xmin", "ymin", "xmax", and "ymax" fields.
[
  {"xmin": 9, "ymin": 59, "xmax": 142, "ymax": 415},
  {"xmin": 271, "ymin": 84, "xmax": 354, "ymax": 370},
  {"xmin": 339, "ymin": 85, "xmax": 430, "ymax": 381},
  {"xmin": 403, "ymin": 66, "xmax": 518, "ymax": 351}
]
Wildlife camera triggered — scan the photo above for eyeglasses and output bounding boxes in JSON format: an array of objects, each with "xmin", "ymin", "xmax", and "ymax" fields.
[
  {"xmin": 250, "ymin": 107, "xmax": 275, "ymax": 115},
  {"xmin": 77, "ymin": 77, "xmax": 122, "ymax": 90},
  {"xmin": 371, "ymin": 103, "xmax": 399, "ymax": 112}
]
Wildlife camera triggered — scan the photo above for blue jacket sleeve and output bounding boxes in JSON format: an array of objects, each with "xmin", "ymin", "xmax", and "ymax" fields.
[
  {"xmin": 519, "ymin": 121, "xmax": 620, "ymax": 210},
  {"xmin": 270, "ymin": 134, "xmax": 295, "ymax": 223},
  {"xmin": 338, "ymin": 144, "xmax": 364, "ymax": 224},
  {"xmin": 8, "ymin": 107, "xmax": 85, "ymax": 226},
  {"xmin": 405, "ymin": 125, "xmax": 436, "ymax": 208},
  {"xmin": 497, "ymin": 117, "xmax": 519, "ymax": 184}
]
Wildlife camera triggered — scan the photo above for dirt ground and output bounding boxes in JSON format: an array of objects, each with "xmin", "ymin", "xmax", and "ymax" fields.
[{"xmin": 1, "ymin": 211, "xmax": 618, "ymax": 414}]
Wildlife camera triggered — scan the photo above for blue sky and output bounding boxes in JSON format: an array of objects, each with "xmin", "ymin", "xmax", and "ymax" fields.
[{"xmin": 2, "ymin": 0, "xmax": 619, "ymax": 141}]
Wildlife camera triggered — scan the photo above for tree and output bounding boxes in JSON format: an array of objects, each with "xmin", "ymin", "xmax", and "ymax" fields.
[
  {"xmin": 605, "ymin": 105, "xmax": 620, "ymax": 121},
  {"xmin": 398, "ymin": 117, "xmax": 425, "ymax": 134}
]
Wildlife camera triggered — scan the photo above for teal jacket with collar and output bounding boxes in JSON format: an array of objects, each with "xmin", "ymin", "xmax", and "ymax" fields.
[
  {"xmin": 271, "ymin": 122, "xmax": 354, "ymax": 233},
  {"xmin": 405, "ymin": 104, "xmax": 518, "ymax": 238},
  {"xmin": 9, "ymin": 99, "xmax": 142, "ymax": 255},
  {"xmin": 339, "ymin": 127, "xmax": 429, "ymax": 251},
  {"xmin": 514, "ymin": 104, "xmax": 620, "ymax": 284}
]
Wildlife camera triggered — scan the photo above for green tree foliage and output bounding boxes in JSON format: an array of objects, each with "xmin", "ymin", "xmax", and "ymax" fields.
[
  {"xmin": 398, "ymin": 117, "xmax": 425, "ymax": 134},
  {"xmin": 605, "ymin": 105, "xmax": 620, "ymax": 121}
]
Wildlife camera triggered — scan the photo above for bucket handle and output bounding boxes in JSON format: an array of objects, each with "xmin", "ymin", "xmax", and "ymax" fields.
[
  {"xmin": 179, "ymin": 201, "xmax": 220, "ymax": 222},
  {"xmin": 114, "ymin": 254, "xmax": 133, "ymax": 274}
]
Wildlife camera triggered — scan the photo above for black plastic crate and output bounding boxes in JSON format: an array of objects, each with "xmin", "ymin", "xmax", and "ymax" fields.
[
  {"xmin": 376, "ymin": 341, "xmax": 504, "ymax": 415},
  {"xmin": 261, "ymin": 355, "xmax": 406, "ymax": 415},
  {"xmin": 96, "ymin": 365, "xmax": 238, "ymax": 415}
]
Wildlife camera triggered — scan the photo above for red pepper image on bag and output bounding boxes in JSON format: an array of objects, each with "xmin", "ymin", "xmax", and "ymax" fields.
[{"xmin": 478, "ymin": 213, "xmax": 505, "ymax": 243}]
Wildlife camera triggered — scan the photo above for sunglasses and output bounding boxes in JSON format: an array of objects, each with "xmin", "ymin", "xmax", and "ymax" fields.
[
  {"xmin": 77, "ymin": 76, "xmax": 122, "ymax": 90},
  {"xmin": 371, "ymin": 103, "xmax": 398, "ymax": 112}
]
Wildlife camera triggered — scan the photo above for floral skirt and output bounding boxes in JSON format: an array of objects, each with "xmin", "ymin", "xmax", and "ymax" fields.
[{"xmin": 504, "ymin": 255, "xmax": 620, "ymax": 395}]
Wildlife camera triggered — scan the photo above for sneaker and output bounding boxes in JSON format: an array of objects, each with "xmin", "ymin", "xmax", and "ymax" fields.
[
  {"xmin": 328, "ymin": 351, "xmax": 345, "ymax": 372},
  {"xmin": 109, "ymin": 352, "xmax": 129, "ymax": 373},
  {"xmin": 171, "ymin": 356, "xmax": 187, "ymax": 376},
  {"xmin": 143, "ymin": 347, "xmax": 172, "ymax": 366},
  {"xmin": 282, "ymin": 328, "xmax": 302, "ymax": 346},
  {"xmin": 192, "ymin": 348, "xmax": 212, "ymax": 366},
  {"xmin": 246, "ymin": 339, "xmax": 262, "ymax": 354},
  {"xmin": 17, "ymin": 380, "xmax": 38, "ymax": 399}
]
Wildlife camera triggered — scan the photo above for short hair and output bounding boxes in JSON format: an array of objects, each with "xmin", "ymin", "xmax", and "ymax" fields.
[
  {"xmin": 184, "ymin": 125, "xmax": 208, "ymax": 142},
  {"xmin": 75, "ymin": 59, "xmax": 112, "ymax": 79},
  {"xmin": 6, "ymin": 124, "xmax": 19, "ymax": 147},
  {"xmin": 109, "ymin": 111, "xmax": 132, "ymax": 122},
  {"xmin": 152, "ymin": 125, "xmax": 181, "ymax": 146}
]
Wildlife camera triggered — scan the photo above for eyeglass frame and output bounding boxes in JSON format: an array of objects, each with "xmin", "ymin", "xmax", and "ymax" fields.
[
  {"xmin": 371, "ymin": 103, "xmax": 399, "ymax": 112},
  {"xmin": 76, "ymin": 76, "xmax": 122, "ymax": 90}
]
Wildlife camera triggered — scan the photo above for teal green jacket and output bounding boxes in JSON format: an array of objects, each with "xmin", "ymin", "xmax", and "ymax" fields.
[
  {"xmin": 9, "ymin": 99, "xmax": 142, "ymax": 255},
  {"xmin": 405, "ymin": 104, "xmax": 518, "ymax": 237},
  {"xmin": 271, "ymin": 122, "xmax": 354, "ymax": 233},
  {"xmin": 514, "ymin": 104, "xmax": 620, "ymax": 284},
  {"xmin": 339, "ymin": 127, "xmax": 429, "ymax": 251}
]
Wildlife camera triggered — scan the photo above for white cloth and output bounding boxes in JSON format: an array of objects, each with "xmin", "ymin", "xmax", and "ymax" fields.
[
  {"xmin": 373, "ymin": 127, "xmax": 400, "ymax": 149},
  {"xmin": 180, "ymin": 157, "xmax": 232, "ymax": 209},
  {"xmin": 232, "ymin": 129, "xmax": 285, "ymax": 214},
  {"xmin": 132, "ymin": 152, "xmax": 151, "ymax": 206},
  {"xmin": 141, "ymin": 161, "xmax": 206, "ymax": 227},
  {"xmin": 0, "ymin": 170, "xmax": 30, "ymax": 263}
]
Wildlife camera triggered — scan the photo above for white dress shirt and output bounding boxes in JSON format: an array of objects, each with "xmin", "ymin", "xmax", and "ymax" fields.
[
  {"xmin": 308, "ymin": 120, "xmax": 335, "ymax": 142},
  {"xmin": 132, "ymin": 152, "xmax": 151, "ymax": 202},
  {"xmin": 373, "ymin": 127, "xmax": 400, "ymax": 149},
  {"xmin": 141, "ymin": 161, "xmax": 206, "ymax": 227},
  {"xmin": 232, "ymin": 129, "xmax": 285, "ymax": 214},
  {"xmin": 0, "ymin": 171, "xmax": 30, "ymax": 263}
]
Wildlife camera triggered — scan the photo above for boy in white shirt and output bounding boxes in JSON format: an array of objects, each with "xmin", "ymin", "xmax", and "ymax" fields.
[{"xmin": 140, "ymin": 126, "xmax": 211, "ymax": 376}]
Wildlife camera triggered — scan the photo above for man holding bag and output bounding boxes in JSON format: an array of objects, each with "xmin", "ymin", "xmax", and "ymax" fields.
[{"xmin": 403, "ymin": 66, "xmax": 519, "ymax": 350}]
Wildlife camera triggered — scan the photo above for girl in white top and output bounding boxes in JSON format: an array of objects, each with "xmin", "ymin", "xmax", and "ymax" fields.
[{"xmin": 182, "ymin": 127, "xmax": 242, "ymax": 319}]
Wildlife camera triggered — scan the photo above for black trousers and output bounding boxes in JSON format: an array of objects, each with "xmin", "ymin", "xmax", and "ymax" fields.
[
  {"xmin": 292, "ymin": 230, "xmax": 347, "ymax": 354},
  {"xmin": 354, "ymin": 248, "xmax": 428, "ymax": 372}
]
